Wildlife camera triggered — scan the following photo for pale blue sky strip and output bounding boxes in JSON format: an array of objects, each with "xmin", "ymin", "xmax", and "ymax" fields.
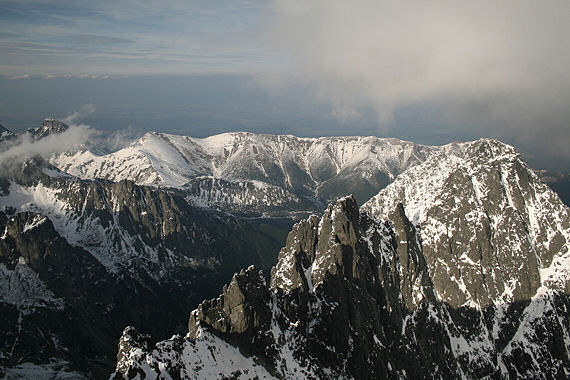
[{"xmin": 0, "ymin": 0, "xmax": 280, "ymax": 76}]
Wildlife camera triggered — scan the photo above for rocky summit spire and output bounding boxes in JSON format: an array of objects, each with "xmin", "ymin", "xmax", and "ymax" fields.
[
  {"xmin": 33, "ymin": 118, "xmax": 69, "ymax": 139},
  {"xmin": 0, "ymin": 124, "xmax": 16, "ymax": 143}
]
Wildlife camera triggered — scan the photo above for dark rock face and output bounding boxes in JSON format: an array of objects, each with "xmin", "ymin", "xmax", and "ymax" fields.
[
  {"xmin": 0, "ymin": 159, "xmax": 292, "ymax": 378},
  {"xmin": 0, "ymin": 211, "xmax": 149, "ymax": 378},
  {"xmin": 189, "ymin": 267, "xmax": 272, "ymax": 338},
  {"xmin": 0, "ymin": 124, "xmax": 16, "ymax": 143},
  {"xmin": 363, "ymin": 139, "xmax": 570, "ymax": 376},
  {"xmin": 110, "ymin": 197, "xmax": 503, "ymax": 377},
  {"xmin": 265, "ymin": 197, "xmax": 457, "ymax": 379},
  {"xmin": 33, "ymin": 119, "xmax": 69, "ymax": 139},
  {"xmin": 187, "ymin": 266, "xmax": 275, "ymax": 367},
  {"xmin": 113, "ymin": 140, "xmax": 570, "ymax": 379},
  {"xmin": 112, "ymin": 197, "xmax": 462, "ymax": 378}
]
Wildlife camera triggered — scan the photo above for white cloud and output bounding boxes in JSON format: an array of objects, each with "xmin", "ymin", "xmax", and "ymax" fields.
[
  {"xmin": 9, "ymin": 74, "xmax": 30, "ymax": 80},
  {"xmin": 0, "ymin": 125, "xmax": 95, "ymax": 165},
  {"xmin": 90, "ymin": 125, "xmax": 141, "ymax": 153},
  {"xmin": 62, "ymin": 104, "xmax": 95, "ymax": 125},
  {"xmin": 0, "ymin": 105, "xmax": 97, "ymax": 169},
  {"xmin": 265, "ymin": 0, "xmax": 570, "ymax": 119}
]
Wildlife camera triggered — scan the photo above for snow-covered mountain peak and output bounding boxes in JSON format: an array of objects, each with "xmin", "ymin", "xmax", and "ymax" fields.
[
  {"xmin": 34, "ymin": 119, "xmax": 69, "ymax": 139},
  {"xmin": 363, "ymin": 137, "xmax": 570, "ymax": 309}
]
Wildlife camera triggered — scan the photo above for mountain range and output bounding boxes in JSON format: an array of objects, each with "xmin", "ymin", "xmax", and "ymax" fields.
[
  {"xmin": 0, "ymin": 120, "xmax": 568, "ymax": 378},
  {"xmin": 51, "ymin": 130, "xmax": 436, "ymax": 216}
]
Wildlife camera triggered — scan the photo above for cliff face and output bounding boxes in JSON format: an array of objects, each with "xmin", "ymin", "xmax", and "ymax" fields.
[
  {"xmin": 362, "ymin": 139, "xmax": 570, "ymax": 377},
  {"xmin": 0, "ymin": 210, "xmax": 170, "ymax": 377},
  {"xmin": 114, "ymin": 140, "xmax": 570, "ymax": 379},
  {"xmin": 363, "ymin": 139, "xmax": 570, "ymax": 309}
]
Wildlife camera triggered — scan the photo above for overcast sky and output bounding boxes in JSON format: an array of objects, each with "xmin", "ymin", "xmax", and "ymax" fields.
[{"xmin": 0, "ymin": 0, "xmax": 569, "ymax": 170}]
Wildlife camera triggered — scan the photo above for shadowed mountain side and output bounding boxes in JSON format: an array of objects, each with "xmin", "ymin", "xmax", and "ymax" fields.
[{"xmin": 0, "ymin": 158, "xmax": 293, "ymax": 378}]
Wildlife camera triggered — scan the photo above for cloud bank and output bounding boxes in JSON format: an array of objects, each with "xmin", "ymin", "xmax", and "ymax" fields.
[
  {"xmin": 0, "ymin": 105, "xmax": 97, "ymax": 167},
  {"xmin": 0, "ymin": 124, "xmax": 94, "ymax": 167},
  {"xmin": 264, "ymin": 0, "xmax": 570, "ymax": 167},
  {"xmin": 90, "ymin": 125, "xmax": 141, "ymax": 153}
]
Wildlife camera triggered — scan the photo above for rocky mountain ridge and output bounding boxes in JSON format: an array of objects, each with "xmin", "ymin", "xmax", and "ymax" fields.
[
  {"xmin": 363, "ymin": 138, "xmax": 570, "ymax": 307},
  {"xmin": 0, "ymin": 125, "xmax": 16, "ymax": 142},
  {"xmin": 4, "ymin": 119, "xmax": 569, "ymax": 215},
  {"xmin": 114, "ymin": 140, "xmax": 570, "ymax": 379},
  {"xmin": 31, "ymin": 118, "xmax": 69, "ymax": 139},
  {"xmin": 0, "ymin": 119, "xmax": 68, "ymax": 145}
]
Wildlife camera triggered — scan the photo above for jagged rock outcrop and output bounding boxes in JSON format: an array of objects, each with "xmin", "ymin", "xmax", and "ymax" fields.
[
  {"xmin": 112, "ymin": 197, "xmax": 463, "ymax": 378},
  {"xmin": 188, "ymin": 267, "xmax": 272, "ymax": 338},
  {"xmin": 114, "ymin": 140, "xmax": 570, "ymax": 379},
  {"xmin": 32, "ymin": 119, "xmax": 69, "ymax": 139}
]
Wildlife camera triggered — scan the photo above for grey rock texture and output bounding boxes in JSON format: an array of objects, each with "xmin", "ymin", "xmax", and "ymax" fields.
[
  {"xmin": 189, "ymin": 267, "xmax": 272, "ymax": 338},
  {"xmin": 32, "ymin": 119, "xmax": 69, "ymax": 139},
  {"xmin": 2, "ymin": 121, "xmax": 569, "ymax": 379},
  {"xmin": 363, "ymin": 139, "xmax": 570, "ymax": 376},
  {"xmin": 113, "ymin": 198, "xmax": 460, "ymax": 378},
  {"xmin": 0, "ymin": 210, "xmax": 147, "ymax": 378}
]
